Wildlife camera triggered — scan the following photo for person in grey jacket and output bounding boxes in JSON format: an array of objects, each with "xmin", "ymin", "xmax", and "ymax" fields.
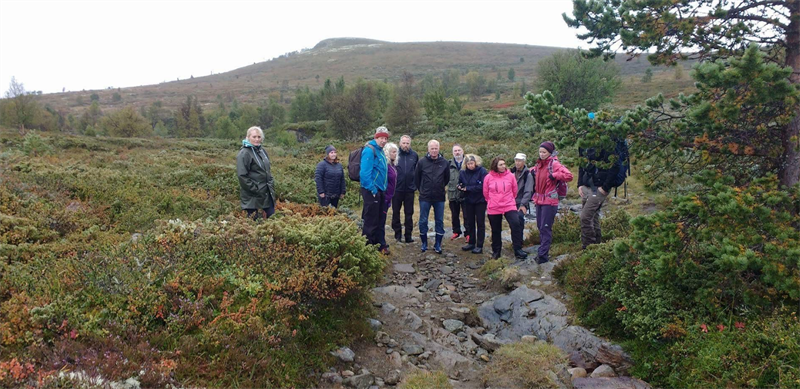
[
  {"xmin": 236, "ymin": 126, "xmax": 276, "ymax": 220},
  {"xmin": 510, "ymin": 153, "xmax": 534, "ymax": 227},
  {"xmin": 447, "ymin": 144, "xmax": 465, "ymax": 240},
  {"xmin": 315, "ymin": 145, "xmax": 346, "ymax": 207}
]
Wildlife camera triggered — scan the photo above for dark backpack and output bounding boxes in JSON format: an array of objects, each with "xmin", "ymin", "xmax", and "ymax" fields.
[
  {"xmin": 608, "ymin": 138, "xmax": 629, "ymax": 188},
  {"xmin": 348, "ymin": 144, "xmax": 377, "ymax": 182}
]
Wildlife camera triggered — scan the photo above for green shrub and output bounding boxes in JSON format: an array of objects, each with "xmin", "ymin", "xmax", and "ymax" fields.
[
  {"xmin": 525, "ymin": 208, "xmax": 631, "ymax": 246},
  {"xmin": 399, "ymin": 370, "xmax": 452, "ymax": 389},
  {"xmin": 482, "ymin": 341, "xmax": 567, "ymax": 389},
  {"xmin": 552, "ymin": 240, "xmax": 627, "ymax": 336},
  {"xmin": 627, "ymin": 310, "xmax": 800, "ymax": 388},
  {"xmin": 21, "ymin": 131, "xmax": 53, "ymax": 156},
  {"xmin": 0, "ymin": 205, "xmax": 383, "ymax": 388}
]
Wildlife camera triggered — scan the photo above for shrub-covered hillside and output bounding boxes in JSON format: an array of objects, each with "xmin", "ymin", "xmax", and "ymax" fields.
[{"xmin": 0, "ymin": 130, "xmax": 385, "ymax": 387}]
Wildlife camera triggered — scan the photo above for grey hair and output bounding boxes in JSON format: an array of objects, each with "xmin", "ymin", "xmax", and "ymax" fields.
[
  {"xmin": 427, "ymin": 139, "xmax": 440, "ymax": 148},
  {"xmin": 462, "ymin": 154, "xmax": 483, "ymax": 170},
  {"xmin": 384, "ymin": 142, "xmax": 399, "ymax": 166},
  {"xmin": 400, "ymin": 135, "xmax": 412, "ymax": 142},
  {"xmin": 246, "ymin": 126, "xmax": 264, "ymax": 138}
]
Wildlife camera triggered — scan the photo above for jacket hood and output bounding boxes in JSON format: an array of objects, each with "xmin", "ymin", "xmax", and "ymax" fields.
[
  {"xmin": 489, "ymin": 169, "xmax": 511, "ymax": 178},
  {"xmin": 242, "ymin": 139, "xmax": 261, "ymax": 148}
]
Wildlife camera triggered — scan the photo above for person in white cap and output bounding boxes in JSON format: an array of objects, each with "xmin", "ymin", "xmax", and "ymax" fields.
[{"xmin": 510, "ymin": 153, "xmax": 534, "ymax": 228}]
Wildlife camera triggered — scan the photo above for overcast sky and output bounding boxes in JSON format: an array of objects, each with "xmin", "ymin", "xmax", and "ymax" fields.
[{"xmin": 0, "ymin": 0, "xmax": 586, "ymax": 94}]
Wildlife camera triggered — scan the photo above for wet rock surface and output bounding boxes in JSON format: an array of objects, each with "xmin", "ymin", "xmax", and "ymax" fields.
[{"xmin": 317, "ymin": 225, "xmax": 647, "ymax": 388}]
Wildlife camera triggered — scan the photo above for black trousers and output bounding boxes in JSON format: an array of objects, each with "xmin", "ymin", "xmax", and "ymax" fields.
[
  {"xmin": 488, "ymin": 211, "xmax": 523, "ymax": 254},
  {"xmin": 449, "ymin": 200, "xmax": 463, "ymax": 235},
  {"xmin": 463, "ymin": 201, "xmax": 487, "ymax": 248},
  {"xmin": 361, "ymin": 188, "xmax": 385, "ymax": 246},
  {"xmin": 319, "ymin": 196, "xmax": 340, "ymax": 208},
  {"xmin": 391, "ymin": 191, "xmax": 415, "ymax": 240}
]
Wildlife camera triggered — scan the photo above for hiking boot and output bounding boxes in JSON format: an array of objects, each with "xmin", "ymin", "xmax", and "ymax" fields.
[
  {"xmin": 405, "ymin": 237, "xmax": 415, "ymax": 243},
  {"xmin": 514, "ymin": 249, "xmax": 528, "ymax": 260},
  {"xmin": 434, "ymin": 234, "xmax": 443, "ymax": 254},
  {"xmin": 471, "ymin": 247, "xmax": 483, "ymax": 254},
  {"xmin": 491, "ymin": 250, "xmax": 501, "ymax": 259},
  {"xmin": 536, "ymin": 255, "xmax": 549, "ymax": 264},
  {"xmin": 461, "ymin": 243, "xmax": 475, "ymax": 251},
  {"xmin": 450, "ymin": 232, "xmax": 461, "ymax": 240},
  {"xmin": 420, "ymin": 235, "xmax": 428, "ymax": 252},
  {"xmin": 380, "ymin": 247, "xmax": 391, "ymax": 255}
]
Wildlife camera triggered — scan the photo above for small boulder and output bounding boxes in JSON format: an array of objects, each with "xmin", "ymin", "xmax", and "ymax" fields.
[
  {"xmin": 331, "ymin": 347, "xmax": 355, "ymax": 362},
  {"xmin": 591, "ymin": 364, "xmax": 617, "ymax": 378},
  {"xmin": 344, "ymin": 372, "xmax": 374, "ymax": 389},
  {"xmin": 568, "ymin": 367, "xmax": 587, "ymax": 379},
  {"xmin": 385, "ymin": 369, "xmax": 401, "ymax": 385},
  {"xmin": 402, "ymin": 344, "xmax": 424, "ymax": 355},
  {"xmin": 322, "ymin": 372, "xmax": 343, "ymax": 384},
  {"xmin": 367, "ymin": 318, "xmax": 382, "ymax": 331},
  {"xmin": 442, "ymin": 319, "xmax": 464, "ymax": 333}
]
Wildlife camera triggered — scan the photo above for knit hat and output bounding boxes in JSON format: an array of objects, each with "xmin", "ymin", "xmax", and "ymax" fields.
[
  {"xmin": 374, "ymin": 126, "xmax": 390, "ymax": 139},
  {"xmin": 539, "ymin": 141, "xmax": 555, "ymax": 153},
  {"xmin": 325, "ymin": 145, "xmax": 336, "ymax": 155},
  {"xmin": 514, "ymin": 153, "xmax": 527, "ymax": 161}
]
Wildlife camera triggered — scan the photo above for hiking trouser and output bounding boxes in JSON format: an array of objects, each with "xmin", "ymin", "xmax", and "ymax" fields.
[
  {"xmin": 488, "ymin": 211, "xmax": 523, "ymax": 255},
  {"xmin": 535, "ymin": 204, "xmax": 558, "ymax": 259},
  {"xmin": 463, "ymin": 201, "xmax": 487, "ymax": 248},
  {"xmin": 391, "ymin": 191, "xmax": 415, "ymax": 240},
  {"xmin": 419, "ymin": 200, "xmax": 445, "ymax": 239},
  {"xmin": 361, "ymin": 188, "xmax": 385, "ymax": 246},
  {"xmin": 579, "ymin": 186, "xmax": 607, "ymax": 248},
  {"xmin": 319, "ymin": 196, "xmax": 340, "ymax": 208},
  {"xmin": 449, "ymin": 200, "xmax": 463, "ymax": 235}
]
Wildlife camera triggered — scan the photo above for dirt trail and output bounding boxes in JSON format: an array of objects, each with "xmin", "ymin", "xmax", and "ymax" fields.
[{"xmin": 319, "ymin": 221, "xmax": 652, "ymax": 389}]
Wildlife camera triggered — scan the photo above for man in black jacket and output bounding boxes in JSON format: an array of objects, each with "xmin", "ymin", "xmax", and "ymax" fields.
[
  {"xmin": 577, "ymin": 147, "xmax": 620, "ymax": 249},
  {"xmin": 392, "ymin": 135, "xmax": 419, "ymax": 243},
  {"xmin": 415, "ymin": 139, "xmax": 450, "ymax": 254}
]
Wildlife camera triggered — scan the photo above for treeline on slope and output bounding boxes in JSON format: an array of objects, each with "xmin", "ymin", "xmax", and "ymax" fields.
[{"xmin": 1, "ymin": 54, "xmax": 623, "ymax": 142}]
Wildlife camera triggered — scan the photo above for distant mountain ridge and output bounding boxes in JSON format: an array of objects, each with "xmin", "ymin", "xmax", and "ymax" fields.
[{"xmin": 36, "ymin": 38, "xmax": 653, "ymax": 112}]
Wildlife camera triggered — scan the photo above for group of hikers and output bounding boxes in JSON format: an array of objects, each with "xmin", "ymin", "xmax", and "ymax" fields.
[{"xmin": 237, "ymin": 124, "xmax": 622, "ymax": 264}]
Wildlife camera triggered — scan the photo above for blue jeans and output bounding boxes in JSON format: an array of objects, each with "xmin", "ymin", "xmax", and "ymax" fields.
[{"xmin": 418, "ymin": 201, "xmax": 445, "ymax": 237}]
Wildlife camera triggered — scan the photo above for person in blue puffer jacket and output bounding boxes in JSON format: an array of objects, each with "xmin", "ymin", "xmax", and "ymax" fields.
[{"xmin": 360, "ymin": 126, "xmax": 389, "ymax": 248}]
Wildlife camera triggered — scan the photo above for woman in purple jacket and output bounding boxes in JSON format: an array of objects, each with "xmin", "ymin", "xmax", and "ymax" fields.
[{"xmin": 378, "ymin": 142, "xmax": 398, "ymax": 255}]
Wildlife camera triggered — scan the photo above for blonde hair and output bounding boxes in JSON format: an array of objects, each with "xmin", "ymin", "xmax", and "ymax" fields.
[
  {"xmin": 384, "ymin": 142, "xmax": 399, "ymax": 166},
  {"xmin": 246, "ymin": 126, "xmax": 264, "ymax": 138},
  {"xmin": 462, "ymin": 154, "xmax": 482, "ymax": 170}
]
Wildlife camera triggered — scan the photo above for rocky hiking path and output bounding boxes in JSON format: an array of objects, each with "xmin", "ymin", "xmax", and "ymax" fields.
[{"xmin": 319, "ymin": 227, "xmax": 652, "ymax": 389}]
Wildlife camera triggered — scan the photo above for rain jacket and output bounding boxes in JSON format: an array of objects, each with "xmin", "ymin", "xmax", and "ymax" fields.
[
  {"xmin": 448, "ymin": 157, "xmax": 465, "ymax": 202},
  {"xmin": 458, "ymin": 166, "xmax": 488, "ymax": 204},
  {"xmin": 359, "ymin": 139, "xmax": 388, "ymax": 195},
  {"xmin": 236, "ymin": 140, "xmax": 275, "ymax": 210},
  {"xmin": 510, "ymin": 165, "xmax": 534, "ymax": 210},
  {"xmin": 483, "ymin": 170, "xmax": 518, "ymax": 215},
  {"xmin": 415, "ymin": 153, "xmax": 450, "ymax": 202},
  {"xmin": 532, "ymin": 155, "xmax": 574, "ymax": 206},
  {"xmin": 395, "ymin": 148, "xmax": 419, "ymax": 192}
]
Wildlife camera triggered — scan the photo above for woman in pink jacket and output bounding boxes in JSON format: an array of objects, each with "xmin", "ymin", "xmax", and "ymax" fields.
[
  {"xmin": 484, "ymin": 157, "xmax": 528, "ymax": 260},
  {"xmin": 531, "ymin": 141, "xmax": 574, "ymax": 264}
]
